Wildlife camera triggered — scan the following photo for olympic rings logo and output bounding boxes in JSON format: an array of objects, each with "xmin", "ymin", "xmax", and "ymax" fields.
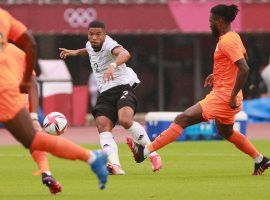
[{"xmin": 64, "ymin": 8, "xmax": 97, "ymax": 28}]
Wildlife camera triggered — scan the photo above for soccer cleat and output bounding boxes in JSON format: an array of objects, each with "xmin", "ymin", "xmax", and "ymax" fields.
[
  {"xmin": 253, "ymin": 156, "xmax": 270, "ymax": 175},
  {"xmin": 107, "ymin": 163, "xmax": 126, "ymax": 175},
  {"xmin": 126, "ymin": 137, "xmax": 146, "ymax": 163},
  {"xmin": 149, "ymin": 155, "xmax": 162, "ymax": 172},
  {"xmin": 90, "ymin": 150, "xmax": 109, "ymax": 190},
  {"xmin": 42, "ymin": 173, "xmax": 62, "ymax": 195}
]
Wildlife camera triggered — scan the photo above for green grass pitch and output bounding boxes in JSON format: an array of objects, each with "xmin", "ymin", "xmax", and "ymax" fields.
[{"xmin": 0, "ymin": 140, "xmax": 269, "ymax": 200}]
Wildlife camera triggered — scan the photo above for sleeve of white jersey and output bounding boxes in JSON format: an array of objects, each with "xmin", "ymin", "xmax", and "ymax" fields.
[{"xmin": 106, "ymin": 37, "xmax": 122, "ymax": 55}]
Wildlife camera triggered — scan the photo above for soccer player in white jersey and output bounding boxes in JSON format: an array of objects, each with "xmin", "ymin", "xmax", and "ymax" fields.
[{"xmin": 59, "ymin": 20, "xmax": 162, "ymax": 175}]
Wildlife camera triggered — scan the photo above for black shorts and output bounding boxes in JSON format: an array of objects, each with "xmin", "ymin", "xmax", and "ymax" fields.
[{"xmin": 92, "ymin": 84, "xmax": 138, "ymax": 126}]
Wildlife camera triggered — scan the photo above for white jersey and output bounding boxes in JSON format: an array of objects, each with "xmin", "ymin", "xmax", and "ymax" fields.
[
  {"xmin": 86, "ymin": 35, "xmax": 130, "ymax": 93},
  {"xmin": 127, "ymin": 67, "xmax": 140, "ymax": 88}
]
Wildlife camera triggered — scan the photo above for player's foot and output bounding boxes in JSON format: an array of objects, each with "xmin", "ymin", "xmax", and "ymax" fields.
[
  {"xmin": 253, "ymin": 156, "xmax": 270, "ymax": 175},
  {"xmin": 149, "ymin": 155, "xmax": 162, "ymax": 172},
  {"xmin": 107, "ymin": 163, "xmax": 126, "ymax": 175},
  {"xmin": 42, "ymin": 173, "xmax": 62, "ymax": 195},
  {"xmin": 126, "ymin": 137, "xmax": 146, "ymax": 163},
  {"xmin": 90, "ymin": 150, "xmax": 109, "ymax": 190}
]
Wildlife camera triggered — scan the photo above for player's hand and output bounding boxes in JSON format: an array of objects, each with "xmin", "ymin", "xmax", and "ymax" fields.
[
  {"xmin": 59, "ymin": 48, "xmax": 77, "ymax": 59},
  {"xmin": 32, "ymin": 120, "xmax": 43, "ymax": 132},
  {"xmin": 229, "ymin": 96, "xmax": 241, "ymax": 109},
  {"xmin": 204, "ymin": 74, "xmax": 213, "ymax": 88},
  {"xmin": 103, "ymin": 64, "xmax": 116, "ymax": 82},
  {"xmin": 19, "ymin": 80, "xmax": 31, "ymax": 93}
]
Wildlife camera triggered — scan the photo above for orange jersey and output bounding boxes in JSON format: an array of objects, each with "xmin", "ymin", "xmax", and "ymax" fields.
[
  {"xmin": 6, "ymin": 43, "xmax": 37, "ymax": 111},
  {"xmin": 6, "ymin": 43, "xmax": 30, "ymax": 108},
  {"xmin": 6, "ymin": 43, "xmax": 26, "ymax": 81},
  {"xmin": 0, "ymin": 9, "xmax": 28, "ymax": 121},
  {"xmin": 0, "ymin": 8, "xmax": 27, "ymax": 90},
  {"xmin": 212, "ymin": 31, "xmax": 246, "ymax": 103},
  {"xmin": 0, "ymin": 8, "xmax": 27, "ymax": 50}
]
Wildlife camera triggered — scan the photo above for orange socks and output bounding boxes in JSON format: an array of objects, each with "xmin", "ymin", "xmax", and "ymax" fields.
[
  {"xmin": 31, "ymin": 151, "xmax": 49, "ymax": 174},
  {"xmin": 30, "ymin": 133, "xmax": 90, "ymax": 162},
  {"xmin": 227, "ymin": 130, "xmax": 260, "ymax": 158},
  {"xmin": 148, "ymin": 123, "xmax": 183, "ymax": 152}
]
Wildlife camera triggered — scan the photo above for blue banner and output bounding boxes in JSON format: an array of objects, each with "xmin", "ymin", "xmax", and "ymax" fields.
[{"xmin": 243, "ymin": 97, "xmax": 270, "ymax": 122}]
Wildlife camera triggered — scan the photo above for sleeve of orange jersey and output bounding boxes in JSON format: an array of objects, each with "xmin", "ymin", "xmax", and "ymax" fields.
[
  {"xmin": 6, "ymin": 10, "xmax": 27, "ymax": 42},
  {"xmin": 220, "ymin": 36, "xmax": 244, "ymax": 63}
]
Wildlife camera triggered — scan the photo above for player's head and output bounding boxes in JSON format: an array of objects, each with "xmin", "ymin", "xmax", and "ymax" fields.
[
  {"xmin": 209, "ymin": 4, "xmax": 239, "ymax": 37},
  {"xmin": 88, "ymin": 20, "xmax": 106, "ymax": 51}
]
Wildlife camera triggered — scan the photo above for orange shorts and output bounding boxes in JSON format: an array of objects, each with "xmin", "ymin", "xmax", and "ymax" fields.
[
  {"xmin": 199, "ymin": 91, "xmax": 242, "ymax": 124},
  {"xmin": 0, "ymin": 86, "xmax": 27, "ymax": 122}
]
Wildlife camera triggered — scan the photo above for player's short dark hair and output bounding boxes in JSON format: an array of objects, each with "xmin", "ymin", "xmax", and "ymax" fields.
[
  {"xmin": 211, "ymin": 4, "xmax": 239, "ymax": 23},
  {"xmin": 88, "ymin": 20, "xmax": 105, "ymax": 29}
]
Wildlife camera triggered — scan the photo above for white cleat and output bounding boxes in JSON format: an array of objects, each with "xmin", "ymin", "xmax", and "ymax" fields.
[{"xmin": 107, "ymin": 163, "xmax": 126, "ymax": 175}]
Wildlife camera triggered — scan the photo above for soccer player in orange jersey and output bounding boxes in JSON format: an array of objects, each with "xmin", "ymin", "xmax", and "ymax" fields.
[
  {"xmin": 6, "ymin": 43, "xmax": 62, "ymax": 194},
  {"xmin": 127, "ymin": 4, "xmax": 270, "ymax": 175},
  {"xmin": 0, "ymin": 8, "xmax": 108, "ymax": 190}
]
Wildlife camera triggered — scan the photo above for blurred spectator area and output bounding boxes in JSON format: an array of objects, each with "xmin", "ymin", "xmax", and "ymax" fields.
[
  {"xmin": 3, "ymin": 0, "xmax": 270, "ymax": 4},
  {"xmin": 3, "ymin": 0, "xmax": 167, "ymax": 4}
]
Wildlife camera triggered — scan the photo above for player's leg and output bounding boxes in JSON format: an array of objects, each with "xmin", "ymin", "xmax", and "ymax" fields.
[
  {"xmin": 118, "ymin": 106, "xmax": 162, "ymax": 172},
  {"xmin": 215, "ymin": 120, "xmax": 270, "ymax": 175},
  {"xmin": 92, "ymin": 87, "xmax": 128, "ymax": 175},
  {"xmin": 145, "ymin": 103, "xmax": 204, "ymax": 155},
  {"xmin": 127, "ymin": 103, "xmax": 205, "ymax": 163},
  {"xmin": 31, "ymin": 150, "xmax": 62, "ymax": 194},
  {"xmin": 30, "ymin": 120, "xmax": 62, "ymax": 194},
  {"xmin": 116, "ymin": 86, "xmax": 162, "ymax": 170},
  {"xmin": 4, "ymin": 107, "xmax": 108, "ymax": 189},
  {"xmin": 95, "ymin": 115, "xmax": 125, "ymax": 175}
]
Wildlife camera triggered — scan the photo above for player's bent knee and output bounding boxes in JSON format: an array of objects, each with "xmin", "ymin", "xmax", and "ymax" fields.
[
  {"xmin": 118, "ymin": 118, "xmax": 133, "ymax": 129},
  {"xmin": 97, "ymin": 125, "xmax": 111, "ymax": 133},
  {"xmin": 174, "ymin": 113, "xmax": 190, "ymax": 128},
  {"xmin": 97, "ymin": 124, "xmax": 111, "ymax": 132}
]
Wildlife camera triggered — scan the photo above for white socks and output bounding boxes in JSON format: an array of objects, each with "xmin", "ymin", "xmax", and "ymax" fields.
[
  {"xmin": 254, "ymin": 154, "xmax": 263, "ymax": 164},
  {"xmin": 127, "ymin": 121, "xmax": 158, "ymax": 157},
  {"xmin": 143, "ymin": 146, "xmax": 151, "ymax": 157},
  {"xmin": 99, "ymin": 132, "xmax": 121, "ymax": 166},
  {"xmin": 88, "ymin": 151, "xmax": 97, "ymax": 164}
]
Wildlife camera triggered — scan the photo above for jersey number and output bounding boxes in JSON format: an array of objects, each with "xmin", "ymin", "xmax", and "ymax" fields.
[
  {"xmin": 94, "ymin": 63, "xmax": 100, "ymax": 73},
  {"xmin": 120, "ymin": 91, "xmax": 129, "ymax": 99}
]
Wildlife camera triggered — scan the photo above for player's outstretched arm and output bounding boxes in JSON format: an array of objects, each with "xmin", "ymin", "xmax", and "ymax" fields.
[{"xmin": 59, "ymin": 48, "xmax": 88, "ymax": 59}]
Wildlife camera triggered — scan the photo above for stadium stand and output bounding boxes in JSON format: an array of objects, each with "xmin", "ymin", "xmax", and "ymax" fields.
[{"xmin": 2, "ymin": 0, "xmax": 270, "ymax": 5}]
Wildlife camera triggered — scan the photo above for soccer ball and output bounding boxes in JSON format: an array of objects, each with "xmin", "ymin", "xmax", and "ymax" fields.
[{"xmin": 43, "ymin": 112, "xmax": 67, "ymax": 135}]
